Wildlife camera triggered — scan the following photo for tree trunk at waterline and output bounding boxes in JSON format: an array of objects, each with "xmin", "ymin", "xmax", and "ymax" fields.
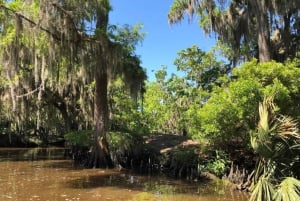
[
  {"xmin": 88, "ymin": 0, "xmax": 114, "ymax": 168},
  {"xmin": 89, "ymin": 68, "xmax": 113, "ymax": 168}
]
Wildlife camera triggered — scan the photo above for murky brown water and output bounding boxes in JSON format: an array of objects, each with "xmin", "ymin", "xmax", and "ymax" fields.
[{"xmin": 0, "ymin": 148, "xmax": 249, "ymax": 201}]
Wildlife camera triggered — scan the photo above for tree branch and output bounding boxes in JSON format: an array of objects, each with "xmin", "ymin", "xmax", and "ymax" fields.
[
  {"xmin": 0, "ymin": 4, "xmax": 95, "ymax": 43},
  {"xmin": 16, "ymin": 86, "xmax": 41, "ymax": 98},
  {"xmin": 0, "ymin": 5, "xmax": 61, "ymax": 40}
]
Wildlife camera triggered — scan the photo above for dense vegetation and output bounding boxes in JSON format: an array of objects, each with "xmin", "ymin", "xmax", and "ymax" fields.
[
  {"xmin": 0, "ymin": 1, "xmax": 300, "ymax": 200},
  {"xmin": 0, "ymin": 0, "xmax": 146, "ymax": 168}
]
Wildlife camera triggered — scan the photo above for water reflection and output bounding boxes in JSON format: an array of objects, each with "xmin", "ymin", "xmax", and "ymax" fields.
[
  {"xmin": 0, "ymin": 147, "xmax": 68, "ymax": 161},
  {"xmin": 68, "ymin": 173, "xmax": 214, "ymax": 194},
  {"xmin": 0, "ymin": 148, "xmax": 249, "ymax": 201}
]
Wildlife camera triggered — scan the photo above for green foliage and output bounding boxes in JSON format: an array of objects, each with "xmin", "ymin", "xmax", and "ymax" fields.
[
  {"xmin": 169, "ymin": 0, "xmax": 300, "ymax": 63},
  {"xmin": 233, "ymin": 60, "xmax": 300, "ymax": 115},
  {"xmin": 144, "ymin": 76, "xmax": 190, "ymax": 134},
  {"xmin": 7, "ymin": 0, "xmax": 23, "ymax": 10},
  {"xmin": 250, "ymin": 96, "xmax": 300, "ymax": 201},
  {"xmin": 143, "ymin": 81, "xmax": 169, "ymax": 133},
  {"xmin": 193, "ymin": 77, "xmax": 262, "ymax": 145},
  {"xmin": 0, "ymin": 0, "xmax": 147, "ymax": 147},
  {"xmin": 144, "ymin": 54, "xmax": 300, "ymax": 172},
  {"xmin": 100, "ymin": 0, "xmax": 112, "ymax": 11},
  {"xmin": 174, "ymin": 45, "xmax": 227, "ymax": 90},
  {"xmin": 191, "ymin": 60, "xmax": 300, "ymax": 147},
  {"xmin": 206, "ymin": 150, "xmax": 230, "ymax": 178},
  {"xmin": 250, "ymin": 173, "xmax": 300, "ymax": 201},
  {"xmin": 109, "ymin": 77, "xmax": 148, "ymax": 134},
  {"xmin": 108, "ymin": 131, "xmax": 145, "ymax": 165},
  {"xmin": 64, "ymin": 130, "xmax": 92, "ymax": 147},
  {"xmin": 143, "ymin": 46, "xmax": 227, "ymax": 135},
  {"xmin": 109, "ymin": 131, "xmax": 141, "ymax": 150},
  {"xmin": 274, "ymin": 177, "xmax": 300, "ymax": 201},
  {"xmin": 249, "ymin": 176, "xmax": 275, "ymax": 201},
  {"xmin": 171, "ymin": 147, "xmax": 198, "ymax": 167},
  {"xmin": 168, "ymin": 0, "xmax": 190, "ymax": 24},
  {"xmin": 110, "ymin": 24, "xmax": 145, "ymax": 54}
]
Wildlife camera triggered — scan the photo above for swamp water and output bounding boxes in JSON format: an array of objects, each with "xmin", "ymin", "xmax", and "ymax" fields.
[{"xmin": 0, "ymin": 148, "xmax": 248, "ymax": 201}]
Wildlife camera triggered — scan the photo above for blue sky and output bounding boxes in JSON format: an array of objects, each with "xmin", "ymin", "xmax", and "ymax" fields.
[{"xmin": 109, "ymin": 0, "xmax": 216, "ymax": 81}]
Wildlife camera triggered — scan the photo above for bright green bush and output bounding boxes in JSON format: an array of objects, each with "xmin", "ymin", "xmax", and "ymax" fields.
[
  {"xmin": 189, "ymin": 59, "xmax": 300, "ymax": 147},
  {"xmin": 206, "ymin": 150, "xmax": 230, "ymax": 178}
]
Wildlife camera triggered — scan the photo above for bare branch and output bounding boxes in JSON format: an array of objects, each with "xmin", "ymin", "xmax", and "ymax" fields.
[{"xmin": 16, "ymin": 87, "xmax": 41, "ymax": 98}]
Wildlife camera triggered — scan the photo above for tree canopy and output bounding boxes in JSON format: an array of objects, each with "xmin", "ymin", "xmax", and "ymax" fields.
[
  {"xmin": 0, "ymin": 0, "xmax": 146, "ymax": 167},
  {"xmin": 169, "ymin": 0, "xmax": 300, "ymax": 64}
]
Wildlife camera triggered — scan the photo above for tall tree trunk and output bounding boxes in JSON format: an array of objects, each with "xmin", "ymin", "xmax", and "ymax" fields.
[
  {"xmin": 252, "ymin": 0, "xmax": 271, "ymax": 62},
  {"xmin": 90, "ymin": 66, "xmax": 113, "ymax": 168},
  {"xmin": 89, "ymin": 1, "xmax": 113, "ymax": 168}
]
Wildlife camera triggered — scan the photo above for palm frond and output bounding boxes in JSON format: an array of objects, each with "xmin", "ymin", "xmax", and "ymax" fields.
[
  {"xmin": 274, "ymin": 177, "xmax": 300, "ymax": 201},
  {"xmin": 250, "ymin": 96, "xmax": 300, "ymax": 200},
  {"xmin": 290, "ymin": 144, "xmax": 300, "ymax": 150},
  {"xmin": 258, "ymin": 100, "xmax": 270, "ymax": 132},
  {"xmin": 276, "ymin": 115, "xmax": 300, "ymax": 140},
  {"xmin": 254, "ymin": 96, "xmax": 300, "ymax": 160},
  {"xmin": 257, "ymin": 96, "xmax": 276, "ymax": 136},
  {"xmin": 249, "ymin": 176, "xmax": 275, "ymax": 201}
]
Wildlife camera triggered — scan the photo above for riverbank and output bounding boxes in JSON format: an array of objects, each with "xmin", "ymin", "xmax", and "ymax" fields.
[
  {"xmin": 144, "ymin": 134, "xmax": 255, "ymax": 191},
  {"xmin": 64, "ymin": 131, "xmax": 255, "ymax": 192},
  {"xmin": 1, "ymin": 131, "xmax": 255, "ymax": 191}
]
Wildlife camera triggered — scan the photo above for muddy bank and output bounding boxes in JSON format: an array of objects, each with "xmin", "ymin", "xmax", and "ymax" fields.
[
  {"xmin": 118, "ymin": 134, "xmax": 254, "ymax": 191},
  {"xmin": 69, "ymin": 133, "xmax": 229, "ymax": 181},
  {"xmin": 144, "ymin": 134, "xmax": 201, "ymax": 179},
  {"xmin": 2, "ymin": 131, "xmax": 255, "ymax": 189}
]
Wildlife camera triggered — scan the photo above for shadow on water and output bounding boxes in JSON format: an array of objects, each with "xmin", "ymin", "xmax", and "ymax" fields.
[
  {"xmin": 64, "ymin": 173, "xmax": 250, "ymax": 201},
  {"xmin": 41, "ymin": 159, "xmax": 77, "ymax": 169},
  {"xmin": 0, "ymin": 147, "xmax": 69, "ymax": 162}
]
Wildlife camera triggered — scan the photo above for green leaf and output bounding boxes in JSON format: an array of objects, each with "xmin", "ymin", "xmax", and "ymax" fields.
[
  {"xmin": 274, "ymin": 177, "xmax": 300, "ymax": 201},
  {"xmin": 249, "ymin": 176, "xmax": 275, "ymax": 201}
]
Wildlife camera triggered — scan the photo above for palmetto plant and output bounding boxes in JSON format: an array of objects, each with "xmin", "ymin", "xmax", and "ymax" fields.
[{"xmin": 249, "ymin": 96, "xmax": 300, "ymax": 201}]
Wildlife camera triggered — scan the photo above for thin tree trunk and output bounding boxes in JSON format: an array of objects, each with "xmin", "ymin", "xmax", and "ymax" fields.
[{"xmin": 252, "ymin": 0, "xmax": 271, "ymax": 62}]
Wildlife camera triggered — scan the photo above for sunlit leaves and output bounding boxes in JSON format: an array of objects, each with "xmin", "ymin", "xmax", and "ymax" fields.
[
  {"xmin": 7, "ymin": 0, "xmax": 23, "ymax": 11},
  {"xmin": 0, "ymin": 25, "xmax": 15, "ymax": 45},
  {"xmin": 174, "ymin": 45, "xmax": 225, "ymax": 89},
  {"xmin": 274, "ymin": 177, "xmax": 300, "ymax": 201},
  {"xmin": 249, "ymin": 176, "xmax": 275, "ymax": 201},
  {"xmin": 109, "ymin": 77, "xmax": 148, "ymax": 134},
  {"xmin": 0, "ymin": 0, "xmax": 146, "ymax": 141},
  {"xmin": 233, "ymin": 60, "xmax": 300, "ymax": 115},
  {"xmin": 168, "ymin": 0, "xmax": 193, "ymax": 24},
  {"xmin": 250, "ymin": 95, "xmax": 300, "ymax": 201},
  {"xmin": 195, "ymin": 78, "xmax": 261, "ymax": 145},
  {"xmin": 143, "ymin": 81, "xmax": 170, "ymax": 133},
  {"xmin": 191, "ymin": 59, "xmax": 300, "ymax": 148}
]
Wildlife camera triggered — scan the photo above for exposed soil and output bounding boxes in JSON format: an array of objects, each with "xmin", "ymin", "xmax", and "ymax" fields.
[
  {"xmin": 144, "ymin": 134, "xmax": 256, "ymax": 190},
  {"xmin": 145, "ymin": 134, "xmax": 200, "ymax": 154}
]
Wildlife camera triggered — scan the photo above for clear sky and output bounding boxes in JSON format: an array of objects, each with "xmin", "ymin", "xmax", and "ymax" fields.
[{"xmin": 109, "ymin": 0, "xmax": 216, "ymax": 81}]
